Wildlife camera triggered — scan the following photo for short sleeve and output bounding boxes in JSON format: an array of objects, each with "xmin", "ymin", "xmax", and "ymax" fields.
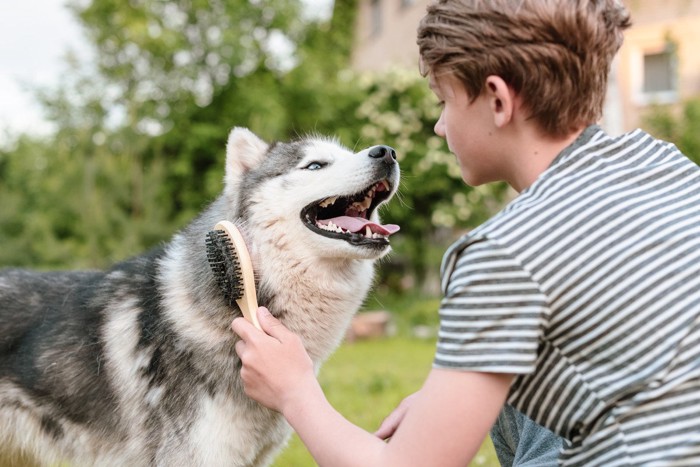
[{"xmin": 433, "ymin": 236, "xmax": 548, "ymax": 374}]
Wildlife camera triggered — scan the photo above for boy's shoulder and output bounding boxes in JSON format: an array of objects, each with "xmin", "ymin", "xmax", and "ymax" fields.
[{"xmin": 468, "ymin": 125, "xmax": 695, "ymax": 245}]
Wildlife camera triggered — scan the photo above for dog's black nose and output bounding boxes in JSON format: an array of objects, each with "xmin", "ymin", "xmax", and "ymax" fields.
[{"xmin": 368, "ymin": 145, "xmax": 397, "ymax": 163}]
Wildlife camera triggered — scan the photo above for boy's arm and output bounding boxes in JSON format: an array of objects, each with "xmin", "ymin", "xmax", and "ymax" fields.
[{"xmin": 232, "ymin": 308, "xmax": 513, "ymax": 467}]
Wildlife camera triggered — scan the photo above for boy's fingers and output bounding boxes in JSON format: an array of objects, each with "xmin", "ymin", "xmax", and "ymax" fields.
[
  {"xmin": 231, "ymin": 316, "xmax": 255, "ymax": 340},
  {"xmin": 232, "ymin": 308, "xmax": 291, "ymax": 349},
  {"xmin": 374, "ymin": 412, "xmax": 399, "ymax": 440},
  {"xmin": 256, "ymin": 307, "xmax": 289, "ymax": 341},
  {"xmin": 374, "ymin": 392, "xmax": 419, "ymax": 439},
  {"xmin": 234, "ymin": 338, "xmax": 246, "ymax": 357}
]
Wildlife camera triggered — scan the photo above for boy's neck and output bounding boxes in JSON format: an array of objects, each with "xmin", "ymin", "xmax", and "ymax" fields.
[{"xmin": 505, "ymin": 125, "xmax": 585, "ymax": 193}]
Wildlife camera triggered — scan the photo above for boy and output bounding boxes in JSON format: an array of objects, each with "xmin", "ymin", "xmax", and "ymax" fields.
[{"xmin": 232, "ymin": 0, "xmax": 700, "ymax": 465}]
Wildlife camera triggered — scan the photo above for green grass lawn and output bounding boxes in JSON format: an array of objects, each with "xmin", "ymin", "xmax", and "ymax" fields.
[{"xmin": 271, "ymin": 337, "xmax": 499, "ymax": 466}]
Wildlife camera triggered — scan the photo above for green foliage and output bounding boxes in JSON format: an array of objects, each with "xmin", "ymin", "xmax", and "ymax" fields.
[
  {"xmin": 71, "ymin": 0, "xmax": 306, "ymax": 126},
  {"xmin": 0, "ymin": 0, "xmax": 328, "ymax": 269},
  {"xmin": 642, "ymin": 98, "xmax": 700, "ymax": 166},
  {"xmin": 363, "ymin": 288, "xmax": 442, "ymax": 336},
  {"xmin": 0, "ymin": 129, "xmax": 172, "ymax": 269}
]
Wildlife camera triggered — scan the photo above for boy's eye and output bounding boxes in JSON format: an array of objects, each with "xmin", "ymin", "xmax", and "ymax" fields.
[{"xmin": 304, "ymin": 162, "xmax": 326, "ymax": 170}]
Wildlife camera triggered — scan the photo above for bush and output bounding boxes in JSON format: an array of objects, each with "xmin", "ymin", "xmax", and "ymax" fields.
[{"xmin": 642, "ymin": 98, "xmax": 700, "ymax": 165}]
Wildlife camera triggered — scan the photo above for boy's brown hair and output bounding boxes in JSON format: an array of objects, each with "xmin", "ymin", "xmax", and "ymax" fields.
[{"xmin": 417, "ymin": 0, "xmax": 632, "ymax": 137}]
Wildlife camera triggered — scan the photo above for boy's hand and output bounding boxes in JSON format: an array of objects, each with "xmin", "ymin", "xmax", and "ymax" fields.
[
  {"xmin": 374, "ymin": 391, "xmax": 420, "ymax": 440},
  {"xmin": 232, "ymin": 307, "xmax": 317, "ymax": 415}
]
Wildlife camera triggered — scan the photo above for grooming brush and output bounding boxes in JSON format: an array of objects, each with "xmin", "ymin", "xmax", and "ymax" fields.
[{"xmin": 205, "ymin": 220, "xmax": 262, "ymax": 330}]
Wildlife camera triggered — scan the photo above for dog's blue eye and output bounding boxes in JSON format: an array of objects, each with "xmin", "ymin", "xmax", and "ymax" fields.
[{"xmin": 304, "ymin": 162, "xmax": 325, "ymax": 170}]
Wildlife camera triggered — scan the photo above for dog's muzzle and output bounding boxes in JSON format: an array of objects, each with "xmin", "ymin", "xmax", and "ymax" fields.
[{"xmin": 300, "ymin": 146, "xmax": 400, "ymax": 248}]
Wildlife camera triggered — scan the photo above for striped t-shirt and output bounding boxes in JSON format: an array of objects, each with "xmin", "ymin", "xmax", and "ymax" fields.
[{"xmin": 434, "ymin": 125, "xmax": 700, "ymax": 465}]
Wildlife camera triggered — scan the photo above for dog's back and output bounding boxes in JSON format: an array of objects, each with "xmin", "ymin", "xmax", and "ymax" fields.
[
  {"xmin": 0, "ymin": 254, "xmax": 158, "ymax": 464},
  {"xmin": 0, "ymin": 251, "xmax": 286, "ymax": 466},
  {"xmin": 0, "ymin": 267, "xmax": 117, "ymax": 427}
]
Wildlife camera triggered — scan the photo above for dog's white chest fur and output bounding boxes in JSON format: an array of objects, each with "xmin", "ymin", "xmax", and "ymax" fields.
[{"xmin": 188, "ymin": 395, "xmax": 289, "ymax": 467}]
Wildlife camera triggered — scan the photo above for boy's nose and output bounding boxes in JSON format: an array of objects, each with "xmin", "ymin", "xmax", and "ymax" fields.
[{"xmin": 434, "ymin": 113, "xmax": 446, "ymax": 138}]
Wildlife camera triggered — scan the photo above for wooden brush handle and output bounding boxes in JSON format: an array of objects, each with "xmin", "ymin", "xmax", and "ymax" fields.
[{"xmin": 214, "ymin": 221, "xmax": 261, "ymax": 330}]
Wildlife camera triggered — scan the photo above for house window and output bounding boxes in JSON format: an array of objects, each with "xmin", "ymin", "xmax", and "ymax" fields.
[
  {"xmin": 632, "ymin": 43, "xmax": 678, "ymax": 106},
  {"xmin": 643, "ymin": 50, "xmax": 675, "ymax": 93}
]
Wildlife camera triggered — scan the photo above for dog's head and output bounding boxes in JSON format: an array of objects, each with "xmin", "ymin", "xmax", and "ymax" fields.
[{"xmin": 223, "ymin": 128, "xmax": 400, "ymax": 260}]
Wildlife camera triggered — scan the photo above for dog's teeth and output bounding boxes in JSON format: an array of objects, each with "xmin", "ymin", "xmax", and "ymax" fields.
[
  {"xmin": 318, "ymin": 221, "xmax": 346, "ymax": 234},
  {"xmin": 365, "ymin": 226, "xmax": 372, "ymax": 237},
  {"xmin": 351, "ymin": 199, "xmax": 369, "ymax": 212},
  {"xmin": 319, "ymin": 196, "xmax": 338, "ymax": 208},
  {"xmin": 381, "ymin": 180, "xmax": 390, "ymax": 191}
]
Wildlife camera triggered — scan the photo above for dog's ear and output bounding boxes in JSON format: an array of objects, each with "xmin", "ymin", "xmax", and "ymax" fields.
[{"xmin": 225, "ymin": 127, "xmax": 269, "ymax": 186}]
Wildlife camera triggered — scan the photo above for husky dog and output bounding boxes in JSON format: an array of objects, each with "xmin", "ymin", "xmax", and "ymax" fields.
[{"xmin": 0, "ymin": 128, "xmax": 400, "ymax": 466}]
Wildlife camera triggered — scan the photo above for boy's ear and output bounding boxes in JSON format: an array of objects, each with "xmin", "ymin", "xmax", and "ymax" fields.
[{"xmin": 485, "ymin": 76, "xmax": 514, "ymax": 128}]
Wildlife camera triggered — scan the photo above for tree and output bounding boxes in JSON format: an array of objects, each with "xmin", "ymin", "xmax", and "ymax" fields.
[
  {"xmin": 71, "ymin": 0, "xmax": 307, "ymax": 133},
  {"xmin": 2, "ymin": 0, "xmax": 318, "ymax": 268}
]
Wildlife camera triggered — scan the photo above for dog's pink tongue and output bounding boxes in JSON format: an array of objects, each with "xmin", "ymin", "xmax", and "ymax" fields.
[{"xmin": 321, "ymin": 216, "xmax": 400, "ymax": 235}]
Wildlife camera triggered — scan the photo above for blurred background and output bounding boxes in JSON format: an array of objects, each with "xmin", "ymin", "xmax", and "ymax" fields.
[{"xmin": 1, "ymin": 0, "xmax": 699, "ymax": 465}]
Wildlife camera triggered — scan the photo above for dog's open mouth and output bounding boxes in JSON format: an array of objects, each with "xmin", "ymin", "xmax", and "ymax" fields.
[{"xmin": 301, "ymin": 179, "xmax": 400, "ymax": 247}]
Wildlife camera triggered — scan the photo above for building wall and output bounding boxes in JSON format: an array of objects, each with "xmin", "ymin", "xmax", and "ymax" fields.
[
  {"xmin": 350, "ymin": 0, "xmax": 700, "ymax": 133},
  {"xmin": 614, "ymin": 0, "xmax": 700, "ymax": 130},
  {"xmin": 351, "ymin": 0, "xmax": 429, "ymax": 72}
]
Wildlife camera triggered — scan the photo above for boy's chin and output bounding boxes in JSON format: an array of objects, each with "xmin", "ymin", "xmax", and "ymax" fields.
[{"xmin": 461, "ymin": 172, "xmax": 490, "ymax": 187}]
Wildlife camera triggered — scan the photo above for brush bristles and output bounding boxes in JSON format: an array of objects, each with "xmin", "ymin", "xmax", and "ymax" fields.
[{"xmin": 205, "ymin": 229, "xmax": 244, "ymax": 306}]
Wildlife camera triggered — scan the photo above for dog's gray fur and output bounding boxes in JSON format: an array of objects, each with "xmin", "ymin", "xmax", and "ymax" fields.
[{"xmin": 0, "ymin": 128, "xmax": 399, "ymax": 466}]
